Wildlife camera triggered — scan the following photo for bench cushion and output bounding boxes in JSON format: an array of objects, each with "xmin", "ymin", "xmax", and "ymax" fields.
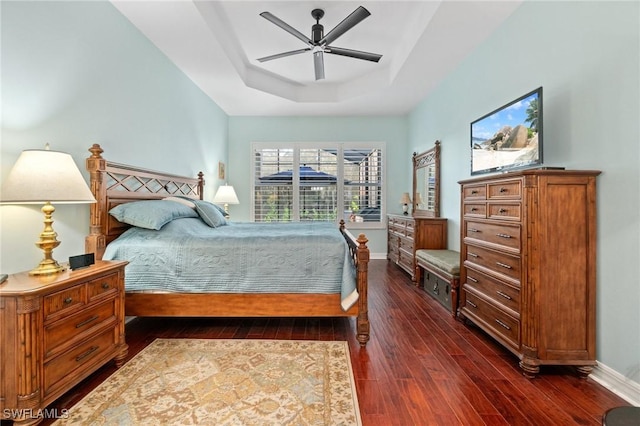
[{"xmin": 416, "ymin": 249, "xmax": 460, "ymax": 276}]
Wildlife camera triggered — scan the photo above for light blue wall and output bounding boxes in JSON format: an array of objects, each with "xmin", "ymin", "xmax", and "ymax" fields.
[
  {"xmin": 228, "ymin": 116, "xmax": 409, "ymax": 255},
  {"xmin": 1, "ymin": 1, "xmax": 228, "ymax": 274},
  {"xmin": 409, "ymin": 1, "xmax": 640, "ymax": 384}
]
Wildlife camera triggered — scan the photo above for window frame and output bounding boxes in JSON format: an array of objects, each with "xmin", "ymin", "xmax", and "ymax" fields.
[{"xmin": 250, "ymin": 141, "xmax": 386, "ymax": 229}]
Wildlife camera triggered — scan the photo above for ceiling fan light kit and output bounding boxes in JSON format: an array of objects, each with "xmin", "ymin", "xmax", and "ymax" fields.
[{"xmin": 258, "ymin": 6, "xmax": 382, "ymax": 81}]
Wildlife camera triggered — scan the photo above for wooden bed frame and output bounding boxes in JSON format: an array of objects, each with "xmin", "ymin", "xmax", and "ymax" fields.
[{"xmin": 85, "ymin": 144, "xmax": 370, "ymax": 345}]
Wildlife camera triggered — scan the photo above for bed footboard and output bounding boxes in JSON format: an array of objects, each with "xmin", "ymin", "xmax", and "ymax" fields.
[{"xmin": 340, "ymin": 220, "xmax": 370, "ymax": 346}]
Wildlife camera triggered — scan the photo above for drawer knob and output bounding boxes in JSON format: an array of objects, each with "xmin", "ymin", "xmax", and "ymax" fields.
[
  {"xmin": 101, "ymin": 283, "xmax": 110, "ymax": 289},
  {"xmin": 63, "ymin": 297, "xmax": 73, "ymax": 304},
  {"xmin": 496, "ymin": 290, "xmax": 512, "ymax": 300},
  {"xmin": 470, "ymin": 207, "xmax": 478, "ymax": 212},
  {"xmin": 76, "ymin": 345, "xmax": 99, "ymax": 362},
  {"xmin": 498, "ymin": 208, "xmax": 507, "ymax": 213},
  {"xmin": 496, "ymin": 233, "xmax": 512, "ymax": 239},
  {"xmin": 468, "ymin": 252, "xmax": 479, "ymax": 258},
  {"xmin": 496, "ymin": 261, "xmax": 512, "ymax": 269},
  {"xmin": 467, "ymin": 276, "xmax": 478, "ymax": 283},
  {"xmin": 467, "ymin": 300, "xmax": 478, "ymax": 309},
  {"xmin": 499, "ymin": 187, "xmax": 507, "ymax": 193},
  {"xmin": 469, "ymin": 228, "xmax": 480, "ymax": 233},
  {"xmin": 495, "ymin": 319, "xmax": 511, "ymax": 330},
  {"xmin": 471, "ymin": 189, "xmax": 478, "ymax": 194}
]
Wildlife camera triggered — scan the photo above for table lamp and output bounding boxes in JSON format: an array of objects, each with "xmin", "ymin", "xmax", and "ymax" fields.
[
  {"xmin": 400, "ymin": 192, "xmax": 412, "ymax": 215},
  {"xmin": 213, "ymin": 183, "xmax": 239, "ymax": 216},
  {"xmin": 0, "ymin": 147, "xmax": 96, "ymax": 275}
]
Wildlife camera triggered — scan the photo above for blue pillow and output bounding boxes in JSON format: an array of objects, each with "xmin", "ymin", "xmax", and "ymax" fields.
[
  {"xmin": 109, "ymin": 200, "xmax": 198, "ymax": 230},
  {"xmin": 193, "ymin": 200, "xmax": 227, "ymax": 228}
]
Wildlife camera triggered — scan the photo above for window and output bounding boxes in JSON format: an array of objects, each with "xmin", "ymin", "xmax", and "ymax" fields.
[{"xmin": 252, "ymin": 142, "xmax": 385, "ymax": 227}]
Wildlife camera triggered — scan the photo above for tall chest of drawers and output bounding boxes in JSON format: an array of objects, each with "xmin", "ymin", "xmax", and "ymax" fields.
[
  {"xmin": 387, "ymin": 214, "xmax": 447, "ymax": 281},
  {"xmin": 0, "ymin": 260, "xmax": 128, "ymax": 424},
  {"xmin": 458, "ymin": 170, "xmax": 600, "ymax": 377}
]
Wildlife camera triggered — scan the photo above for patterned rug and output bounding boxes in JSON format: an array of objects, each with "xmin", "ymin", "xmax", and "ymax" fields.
[{"xmin": 54, "ymin": 339, "xmax": 361, "ymax": 425}]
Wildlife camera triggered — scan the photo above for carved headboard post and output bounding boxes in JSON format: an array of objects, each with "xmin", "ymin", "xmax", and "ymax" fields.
[
  {"xmin": 86, "ymin": 144, "xmax": 107, "ymax": 259},
  {"xmin": 197, "ymin": 171, "xmax": 205, "ymax": 200}
]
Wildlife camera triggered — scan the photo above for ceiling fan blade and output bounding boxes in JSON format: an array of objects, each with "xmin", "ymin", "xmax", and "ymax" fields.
[
  {"xmin": 257, "ymin": 48, "xmax": 311, "ymax": 63},
  {"xmin": 314, "ymin": 51, "xmax": 325, "ymax": 80},
  {"xmin": 325, "ymin": 46, "xmax": 382, "ymax": 62},
  {"xmin": 318, "ymin": 6, "xmax": 371, "ymax": 46},
  {"xmin": 260, "ymin": 12, "xmax": 313, "ymax": 46}
]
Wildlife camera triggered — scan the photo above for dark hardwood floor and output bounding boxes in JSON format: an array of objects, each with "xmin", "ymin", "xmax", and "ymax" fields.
[{"xmin": 35, "ymin": 260, "xmax": 629, "ymax": 425}]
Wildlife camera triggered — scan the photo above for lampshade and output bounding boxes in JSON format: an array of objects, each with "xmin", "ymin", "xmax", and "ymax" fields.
[
  {"xmin": 0, "ymin": 148, "xmax": 95, "ymax": 275},
  {"xmin": 1, "ymin": 149, "xmax": 96, "ymax": 204},
  {"xmin": 414, "ymin": 192, "xmax": 423, "ymax": 204},
  {"xmin": 213, "ymin": 184, "xmax": 239, "ymax": 205},
  {"xmin": 400, "ymin": 192, "xmax": 412, "ymax": 204}
]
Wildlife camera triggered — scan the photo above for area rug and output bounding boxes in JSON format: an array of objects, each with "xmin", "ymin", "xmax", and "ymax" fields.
[{"xmin": 54, "ymin": 339, "xmax": 361, "ymax": 426}]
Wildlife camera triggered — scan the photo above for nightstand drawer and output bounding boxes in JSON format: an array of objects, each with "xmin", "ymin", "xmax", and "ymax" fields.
[
  {"xmin": 44, "ymin": 298, "xmax": 117, "ymax": 359},
  {"xmin": 87, "ymin": 273, "xmax": 118, "ymax": 301},
  {"xmin": 44, "ymin": 327, "xmax": 117, "ymax": 396},
  {"xmin": 44, "ymin": 285, "xmax": 86, "ymax": 320}
]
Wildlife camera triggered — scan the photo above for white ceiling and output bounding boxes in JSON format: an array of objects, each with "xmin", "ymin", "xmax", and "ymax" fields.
[{"xmin": 111, "ymin": 1, "xmax": 523, "ymax": 116}]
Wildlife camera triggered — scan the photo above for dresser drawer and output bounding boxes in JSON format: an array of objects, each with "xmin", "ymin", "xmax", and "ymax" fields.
[
  {"xmin": 487, "ymin": 179, "xmax": 522, "ymax": 200},
  {"xmin": 487, "ymin": 203, "xmax": 521, "ymax": 221},
  {"xmin": 44, "ymin": 298, "xmax": 117, "ymax": 359},
  {"xmin": 463, "ymin": 289, "xmax": 520, "ymax": 350},
  {"xmin": 464, "ymin": 221, "xmax": 521, "ymax": 253},
  {"xmin": 465, "ymin": 267, "xmax": 520, "ymax": 314},
  {"xmin": 43, "ymin": 327, "xmax": 117, "ymax": 396},
  {"xmin": 465, "ymin": 244, "xmax": 521, "ymax": 284},
  {"xmin": 462, "ymin": 184, "xmax": 487, "ymax": 200},
  {"xmin": 44, "ymin": 285, "xmax": 86, "ymax": 320},
  {"xmin": 88, "ymin": 273, "xmax": 119, "ymax": 301},
  {"xmin": 398, "ymin": 235, "xmax": 414, "ymax": 252},
  {"xmin": 463, "ymin": 203, "xmax": 486, "ymax": 218}
]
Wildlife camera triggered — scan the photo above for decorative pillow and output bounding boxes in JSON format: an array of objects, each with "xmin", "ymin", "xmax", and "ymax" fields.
[
  {"xmin": 163, "ymin": 196, "xmax": 196, "ymax": 209},
  {"xmin": 193, "ymin": 199, "xmax": 227, "ymax": 228},
  {"xmin": 109, "ymin": 200, "xmax": 198, "ymax": 230}
]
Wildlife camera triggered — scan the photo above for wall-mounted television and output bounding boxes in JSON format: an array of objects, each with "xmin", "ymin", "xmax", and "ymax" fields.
[{"xmin": 471, "ymin": 87, "xmax": 542, "ymax": 175}]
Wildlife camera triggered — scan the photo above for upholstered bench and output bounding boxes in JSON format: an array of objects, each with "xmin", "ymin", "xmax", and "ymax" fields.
[{"xmin": 415, "ymin": 249, "xmax": 460, "ymax": 316}]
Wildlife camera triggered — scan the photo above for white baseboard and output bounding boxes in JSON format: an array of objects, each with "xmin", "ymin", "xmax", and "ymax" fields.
[
  {"xmin": 371, "ymin": 252, "xmax": 387, "ymax": 260},
  {"xmin": 591, "ymin": 362, "xmax": 640, "ymax": 406}
]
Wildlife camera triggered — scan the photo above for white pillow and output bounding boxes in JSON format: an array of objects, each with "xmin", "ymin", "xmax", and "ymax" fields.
[{"xmin": 163, "ymin": 196, "xmax": 196, "ymax": 209}]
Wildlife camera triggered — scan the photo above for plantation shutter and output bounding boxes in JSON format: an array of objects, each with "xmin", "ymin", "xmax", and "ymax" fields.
[{"xmin": 252, "ymin": 143, "xmax": 385, "ymax": 226}]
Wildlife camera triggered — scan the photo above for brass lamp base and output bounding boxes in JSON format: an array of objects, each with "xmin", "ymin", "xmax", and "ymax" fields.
[
  {"xmin": 30, "ymin": 259, "xmax": 65, "ymax": 276},
  {"xmin": 29, "ymin": 202, "xmax": 65, "ymax": 276}
]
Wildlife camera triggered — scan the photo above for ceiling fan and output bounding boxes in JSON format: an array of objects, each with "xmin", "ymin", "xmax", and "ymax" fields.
[{"xmin": 257, "ymin": 6, "xmax": 382, "ymax": 81}]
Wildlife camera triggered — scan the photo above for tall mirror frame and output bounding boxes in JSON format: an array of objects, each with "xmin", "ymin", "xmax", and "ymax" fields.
[{"xmin": 412, "ymin": 140, "xmax": 441, "ymax": 218}]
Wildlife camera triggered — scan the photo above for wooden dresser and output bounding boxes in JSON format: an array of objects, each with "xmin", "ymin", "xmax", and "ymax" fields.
[
  {"xmin": 458, "ymin": 170, "xmax": 600, "ymax": 377},
  {"xmin": 0, "ymin": 260, "xmax": 128, "ymax": 424},
  {"xmin": 387, "ymin": 214, "xmax": 447, "ymax": 281}
]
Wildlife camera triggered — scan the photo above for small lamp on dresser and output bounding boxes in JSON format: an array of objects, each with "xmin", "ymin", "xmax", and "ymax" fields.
[
  {"xmin": 0, "ymin": 145, "xmax": 96, "ymax": 275},
  {"xmin": 213, "ymin": 183, "xmax": 239, "ymax": 217},
  {"xmin": 400, "ymin": 192, "xmax": 412, "ymax": 215}
]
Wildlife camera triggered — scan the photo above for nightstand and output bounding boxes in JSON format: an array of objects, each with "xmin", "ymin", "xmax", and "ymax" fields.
[{"xmin": 0, "ymin": 260, "xmax": 128, "ymax": 425}]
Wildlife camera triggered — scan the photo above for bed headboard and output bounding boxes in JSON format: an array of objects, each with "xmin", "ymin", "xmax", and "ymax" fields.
[{"xmin": 85, "ymin": 143, "xmax": 204, "ymax": 259}]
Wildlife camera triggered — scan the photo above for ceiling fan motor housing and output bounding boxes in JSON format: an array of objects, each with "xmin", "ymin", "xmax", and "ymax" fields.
[{"xmin": 311, "ymin": 9, "xmax": 324, "ymax": 44}]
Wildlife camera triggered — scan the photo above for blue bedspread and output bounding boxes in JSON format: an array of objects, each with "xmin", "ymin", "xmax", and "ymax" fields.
[{"xmin": 103, "ymin": 218, "xmax": 358, "ymax": 311}]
